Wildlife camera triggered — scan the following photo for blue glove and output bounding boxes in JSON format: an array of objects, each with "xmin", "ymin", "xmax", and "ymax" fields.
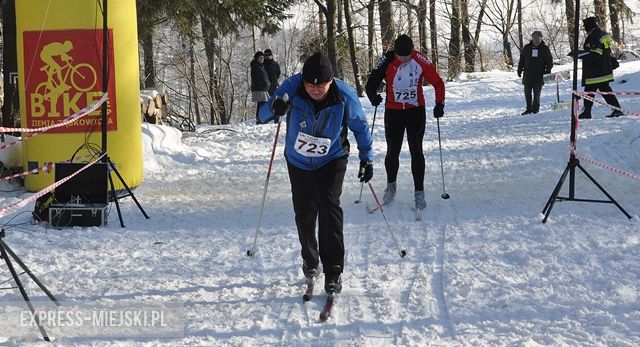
[
  {"xmin": 433, "ymin": 102, "xmax": 444, "ymax": 118},
  {"xmin": 358, "ymin": 161, "xmax": 373, "ymax": 183}
]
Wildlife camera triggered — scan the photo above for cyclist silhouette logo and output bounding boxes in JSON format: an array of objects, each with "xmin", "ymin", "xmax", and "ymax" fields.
[{"xmin": 36, "ymin": 40, "xmax": 97, "ymax": 101}]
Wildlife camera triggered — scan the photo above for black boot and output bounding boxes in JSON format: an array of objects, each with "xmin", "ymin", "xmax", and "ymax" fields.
[
  {"xmin": 578, "ymin": 110, "xmax": 592, "ymax": 119},
  {"xmin": 606, "ymin": 110, "xmax": 623, "ymax": 118},
  {"xmin": 324, "ymin": 272, "xmax": 342, "ymax": 294}
]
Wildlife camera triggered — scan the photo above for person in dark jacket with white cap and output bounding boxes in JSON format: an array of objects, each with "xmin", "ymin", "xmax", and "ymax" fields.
[
  {"xmin": 517, "ymin": 31, "xmax": 553, "ymax": 115},
  {"xmin": 258, "ymin": 52, "xmax": 373, "ymax": 295},
  {"xmin": 576, "ymin": 16, "xmax": 623, "ymax": 119}
]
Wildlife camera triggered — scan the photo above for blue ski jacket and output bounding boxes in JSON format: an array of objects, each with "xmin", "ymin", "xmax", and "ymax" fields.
[{"xmin": 258, "ymin": 73, "xmax": 373, "ymax": 171}]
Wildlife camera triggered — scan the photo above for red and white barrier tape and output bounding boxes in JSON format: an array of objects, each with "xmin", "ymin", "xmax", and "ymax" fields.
[
  {"xmin": 0, "ymin": 162, "xmax": 54, "ymax": 184},
  {"xmin": 0, "ymin": 93, "xmax": 107, "ymax": 133},
  {"xmin": 0, "ymin": 153, "xmax": 106, "ymax": 220},
  {"xmin": 0, "ymin": 133, "xmax": 39, "ymax": 152},
  {"xmin": 576, "ymin": 153, "xmax": 640, "ymax": 181},
  {"xmin": 0, "ymin": 152, "xmax": 100, "ymax": 184},
  {"xmin": 575, "ymin": 91, "xmax": 640, "ymax": 96},
  {"xmin": 574, "ymin": 91, "xmax": 640, "ymax": 117}
]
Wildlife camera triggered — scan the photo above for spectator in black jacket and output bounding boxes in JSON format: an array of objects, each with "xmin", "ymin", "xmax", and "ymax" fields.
[
  {"xmin": 517, "ymin": 31, "xmax": 553, "ymax": 115},
  {"xmin": 250, "ymin": 51, "xmax": 270, "ymax": 124},
  {"xmin": 577, "ymin": 17, "xmax": 623, "ymax": 119},
  {"xmin": 263, "ymin": 48, "xmax": 281, "ymax": 96}
]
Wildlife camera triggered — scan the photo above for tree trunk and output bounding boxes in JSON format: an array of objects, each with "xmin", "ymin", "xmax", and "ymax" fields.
[
  {"xmin": 189, "ymin": 40, "xmax": 201, "ymax": 125},
  {"xmin": 594, "ymin": 0, "xmax": 607, "ymax": 28},
  {"xmin": 201, "ymin": 17, "xmax": 229, "ymax": 125},
  {"xmin": 141, "ymin": 30, "xmax": 156, "ymax": 88},
  {"xmin": 608, "ymin": 0, "xmax": 622, "ymax": 44},
  {"xmin": 326, "ymin": 0, "xmax": 339, "ymax": 77},
  {"xmin": 448, "ymin": 0, "xmax": 461, "ymax": 80},
  {"xmin": 474, "ymin": 0, "xmax": 487, "ymax": 71},
  {"xmin": 429, "ymin": 0, "xmax": 439, "ymax": 68},
  {"xmin": 367, "ymin": 0, "xmax": 376, "ymax": 69},
  {"xmin": 565, "ymin": 0, "xmax": 575, "ymax": 50},
  {"xmin": 502, "ymin": 33, "xmax": 514, "ymax": 67},
  {"xmin": 461, "ymin": 0, "xmax": 475, "ymax": 72},
  {"xmin": 517, "ymin": 0, "xmax": 523, "ymax": 49},
  {"xmin": 1, "ymin": 0, "xmax": 18, "ymax": 129},
  {"xmin": 378, "ymin": 0, "xmax": 395, "ymax": 49},
  {"xmin": 417, "ymin": 0, "xmax": 428, "ymax": 54},
  {"xmin": 344, "ymin": 0, "xmax": 363, "ymax": 96},
  {"xmin": 407, "ymin": 3, "xmax": 414, "ymax": 37}
]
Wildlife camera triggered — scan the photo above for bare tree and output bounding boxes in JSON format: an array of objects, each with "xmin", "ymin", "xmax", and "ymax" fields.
[
  {"xmin": 314, "ymin": 0, "xmax": 339, "ymax": 74},
  {"xmin": 461, "ymin": 0, "xmax": 474, "ymax": 72},
  {"xmin": 483, "ymin": 0, "xmax": 517, "ymax": 68},
  {"xmin": 429, "ymin": 0, "xmax": 439, "ymax": 67},
  {"xmin": 594, "ymin": 0, "xmax": 607, "ymax": 28},
  {"xmin": 379, "ymin": 0, "xmax": 395, "ymax": 49},
  {"xmin": 608, "ymin": 0, "xmax": 622, "ymax": 45},
  {"xmin": 448, "ymin": 0, "xmax": 462, "ymax": 79},
  {"xmin": 367, "ymin": 0, "xmax": 376, "ymax": 69},
  {"xmin": 394, "ymin": 0, "xmax": 429, "ymax": 53},
  {"xmin": 474, "ymin": 0, "xmax": 488, "ymax": 71},
  {"xmin": 344, "ymin": 0, "xmax": 364, "ymax": 95}
]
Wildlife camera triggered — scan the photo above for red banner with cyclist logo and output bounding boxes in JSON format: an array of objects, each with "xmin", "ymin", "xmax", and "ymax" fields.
[{"xmin": 23, "ymin": 29, "xmax": 117, "ymax": 133}]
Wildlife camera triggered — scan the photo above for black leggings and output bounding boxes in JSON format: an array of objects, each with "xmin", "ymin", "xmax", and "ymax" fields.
[
  {"xmin": 287, "ymin": 158, "xmax": 347, "ymax": 275},
  {"xmin": 384, "ymin": 107, "xmax": 426, "ymax": 191}
]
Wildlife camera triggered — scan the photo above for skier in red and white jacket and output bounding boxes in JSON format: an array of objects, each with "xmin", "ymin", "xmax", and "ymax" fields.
[{"xmin": 365, "ymin": 34, "xmax": 445, "ymax": 210}]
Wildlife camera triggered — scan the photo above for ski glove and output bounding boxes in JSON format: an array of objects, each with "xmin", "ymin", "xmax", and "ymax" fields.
[
  {"xmin": 433, "ymin": 102, "xmax": 444, "ymax": 118},
  {"xmin": 272, "ymin": 97, "xmax": 292, "ymax": 117},
  {"xmin": 358, "ymin": 161, "xmax": 373, "ymax": 183},
  {"xmin": 370, "ymin": 94, "xmax": 383, "ymax": 107}
]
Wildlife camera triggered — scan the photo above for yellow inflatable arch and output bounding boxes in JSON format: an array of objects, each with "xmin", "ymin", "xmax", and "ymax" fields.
[{"xmin": 17, "ymin": 0, "xmax": 142, "ymax": 191}]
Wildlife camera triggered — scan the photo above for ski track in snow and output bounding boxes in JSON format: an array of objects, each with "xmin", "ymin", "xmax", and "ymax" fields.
[{"xmin": 1, "ymin": 62, "xmax": 640, "ymax": 346}]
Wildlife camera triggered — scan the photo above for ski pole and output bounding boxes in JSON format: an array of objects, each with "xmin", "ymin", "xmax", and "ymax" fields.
[
  {"xmin": 247, "ymin": 95, "xmax": 287, "ymax": 257},
  {"xmin": 368, "ymin": 182, "xmax": 407, "ymax": 258},
  {"xmin": 355, "ymin": 105, "xmax": 378, "ymax": 204},
  {"xmin": 436, "ymin": 117, "xmax": 450, "ymax": 200}
]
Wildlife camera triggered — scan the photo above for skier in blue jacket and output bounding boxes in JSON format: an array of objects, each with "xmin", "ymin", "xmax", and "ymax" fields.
[{"xmin": 258, "ymin": 52, "xmax": 373, "ymax": 295}]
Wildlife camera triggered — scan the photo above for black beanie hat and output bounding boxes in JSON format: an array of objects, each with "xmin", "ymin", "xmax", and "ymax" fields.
[
  {"xmin": 583, "ymin": 17, "xmax": 598, "ymax": 31},
  {"xmin": 254, "ymin": 51, "xmax": 264, "ymax": 59},
  {"xmin": 264, "ymin": 48, "xmax": 273, "ymax": 55},
  {"xmin": 302, "ymin": 52, "xmax": 333, "ymax": 84},
  {"xmin": 394, "ymin": 34, "xmax": 414, "ymax": 56}
]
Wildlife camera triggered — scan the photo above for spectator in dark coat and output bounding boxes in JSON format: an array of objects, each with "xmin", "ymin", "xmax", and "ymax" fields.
[
  {"xmin": 517, "ymin": 31, "xmax": 553, "ymax": 115},
  {"xmin": 250, "ymin": 51, "xmax": 270, "ymax": 124},
  {"xmin": 263, "ymin": 48, "xmax": 281, "ymax": 96},
  {"xmin": 577, "ymin": 17, "xmax": 623, "ymax": 119}
]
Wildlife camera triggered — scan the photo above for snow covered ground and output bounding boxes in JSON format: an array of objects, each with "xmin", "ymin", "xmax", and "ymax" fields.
[{"xmin": 1, "ymin": 61, "xmax": 640, "ymax": 346}]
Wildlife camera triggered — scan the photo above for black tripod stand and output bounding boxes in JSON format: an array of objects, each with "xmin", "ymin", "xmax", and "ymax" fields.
[
  {"xmin": 99, "ymin": 0, "xmax": 149, "ymax": 228},
  {"xmin": 541, "ymin": 0, "xmax": 632, "ymax": 223},
  {"xmin": 542, "ymin": 156, "xmax": 632, "ymax": 223},
  {"xmin": 0, "ymin": 229, "xmax": 59, "ymax": 341},
  {"xmin": 106, "ymin": 157, "xmax": 149, "ymax": 227}
]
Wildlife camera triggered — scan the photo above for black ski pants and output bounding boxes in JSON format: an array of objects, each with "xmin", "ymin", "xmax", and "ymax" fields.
[
  {"xmin": 384, "ymin": 106, "xmax": 426, "ymax": 191},
  {"xmin": 287, "ymin": 158, "xmax": 347, "ymax": 278},
  {"xmin": 583, "ymin": 82, "xmax": 620, "ymax": 111},
  {"xmin": 524, "ymin": 81, "xmax": 543, "ymax": 113}
]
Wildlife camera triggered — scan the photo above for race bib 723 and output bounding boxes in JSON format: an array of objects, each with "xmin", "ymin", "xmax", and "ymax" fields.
[{"xmin": 294, "ymin": 132, "xmax": 331, "ymax": 157}]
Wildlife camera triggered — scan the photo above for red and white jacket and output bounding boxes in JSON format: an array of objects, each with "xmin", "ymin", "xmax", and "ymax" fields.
[{"xmin": 366, "ymin": 50, "xmax": 445, "ymax": 110}]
